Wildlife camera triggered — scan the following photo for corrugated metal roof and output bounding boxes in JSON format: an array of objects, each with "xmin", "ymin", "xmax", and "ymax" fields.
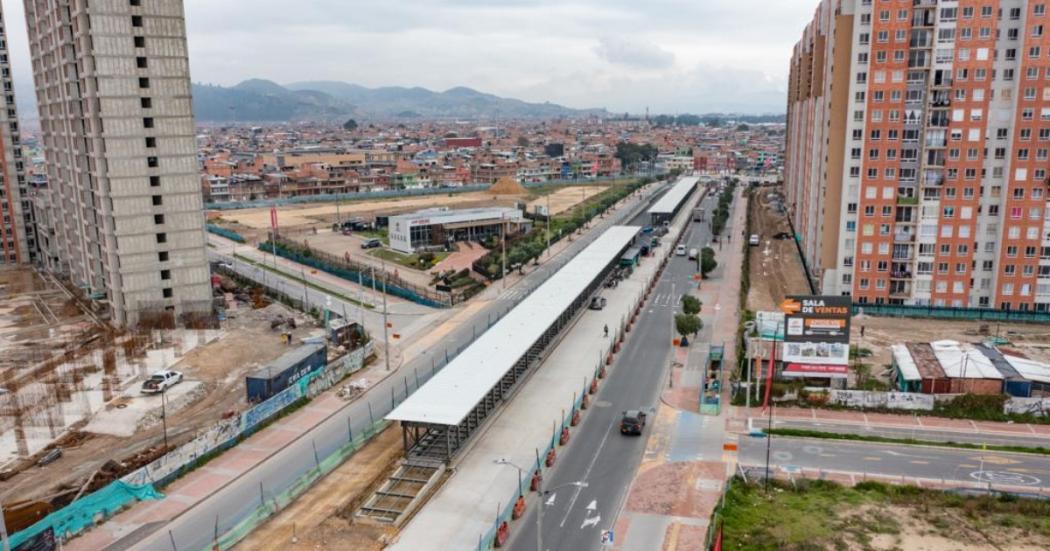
[
  {"xmin": 248, "ymin": 343, "xmax": 326, "ymax": 379},
  {"xmin": 1002, "ymin": 354, "xmax": 1050, "ymax": 384},
  {"xmin": 891, "ymin": 344, "xmax": 921, "ymax": 381},
  {"xmin": 648, "ymin": 176, "xmax": 699, "ymax": 215},
  {"xmin": 386, "ymin": 225, "xmax": 640, "ymax": 426},
  {"xmin": 930, "ymin": 340, "xmax": 1003, "ymax": 379}
]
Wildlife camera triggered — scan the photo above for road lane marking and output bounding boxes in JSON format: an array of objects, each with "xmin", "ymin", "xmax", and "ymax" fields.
[
  {"xmin": 863, "ymin": 456, "xmax": 881, "ymax": 461},
  {"xmin": 559, "ymin": 420, "xmax": 616, "ymax": 528},
  {"xmin": 909, "ymin": 460, "xmax": 930, "ymax": 465}
]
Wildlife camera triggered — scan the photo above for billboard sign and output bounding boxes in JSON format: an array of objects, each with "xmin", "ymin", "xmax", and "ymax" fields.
[
  {"xmin": 781, "ymin": 341, "xmax": 850, "ymax": 365},
  {"xmin": 782, "ymin": 295, "xmax": 851, "ymax": 344},
  {"xmin": 783, "ymin": 362, "xmax": 849, "ymax": 378}
]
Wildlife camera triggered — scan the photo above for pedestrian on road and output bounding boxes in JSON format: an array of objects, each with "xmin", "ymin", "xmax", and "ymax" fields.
[{"xmin": 603, "ymin": 324, "xmax": 609, "ymax": 338}]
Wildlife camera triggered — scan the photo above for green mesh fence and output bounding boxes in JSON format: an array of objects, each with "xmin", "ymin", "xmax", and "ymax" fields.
[
  {"xmin": 206, "ymin": 224, "xmax": 246, "ymax": 243},
  {"xmin": 10, "ymin": 481, "xmax": 163, "ymax": 548},
  {"xmin": 206, "ymin": 419, "xmax": 391, "ymax": 551},
  {"xmin": 476, "ymin": 380, "xmax": 589, "ymax": 551}
]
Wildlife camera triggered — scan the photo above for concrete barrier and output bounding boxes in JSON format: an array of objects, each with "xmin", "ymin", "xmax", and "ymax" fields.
[
  {"xmin": 828, "ymin": 390, "xmax": 934, "ymax": 411},
  {"xmin": 1004, "ymin": 397, "xmax": 1050, "ymax": 416}
]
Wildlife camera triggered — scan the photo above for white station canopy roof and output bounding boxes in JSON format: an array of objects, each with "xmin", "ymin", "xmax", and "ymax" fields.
[
  {"xmin": 387, "ymin": 225, "xmax": 640, "ymax": 426},
  {"xmin": 648, "ymin": 176, "xmax": 699, "ymax": 215}
]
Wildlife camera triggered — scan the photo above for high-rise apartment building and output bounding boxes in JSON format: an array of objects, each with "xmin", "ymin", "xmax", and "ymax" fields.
[
  {"xmin": 787, "ymin": 0, "xmax": 1050, "ymax": 312},
  {"xmin": 24, "ymin": 0, "xmax": 211, "ymax": 326},
  {"xmin": 0, "ymin": 8, "xmax": 33, "ymax": 264}
]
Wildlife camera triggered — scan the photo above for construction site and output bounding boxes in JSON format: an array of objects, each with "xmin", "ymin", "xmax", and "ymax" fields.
[
  {"xmin": 743, "ymin": 184, "xmax": 1050, "ymax": 386},
  {"xmin": 0, "ymin": 265, "xmax": 323, "ymax": 534}
]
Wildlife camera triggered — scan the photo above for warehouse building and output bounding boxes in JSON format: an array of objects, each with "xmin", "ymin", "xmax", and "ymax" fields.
[{"xmin": 388, "ymin": 207, "xmax": 530, "ymax": 253}]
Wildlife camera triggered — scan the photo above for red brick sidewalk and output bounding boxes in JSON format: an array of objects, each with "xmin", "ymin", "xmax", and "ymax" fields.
[{"xmin": 614, "ymin": 186, "xmax": 748, "ymax": 551}]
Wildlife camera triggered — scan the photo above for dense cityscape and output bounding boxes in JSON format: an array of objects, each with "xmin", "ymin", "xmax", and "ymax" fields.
[{"xmin": 2, "ymin": 1, "xmax": 1050, "ymax": 551}]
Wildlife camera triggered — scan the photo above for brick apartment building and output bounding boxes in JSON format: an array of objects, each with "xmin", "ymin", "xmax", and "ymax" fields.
[{"xmin": 786, "ymin": 0, "xmax": 1050, "ymax": 311}]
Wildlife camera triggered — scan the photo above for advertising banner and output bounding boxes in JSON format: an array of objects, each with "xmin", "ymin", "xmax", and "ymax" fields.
[
  {"xmin": 782, "ymin": 295, "xmax": 851, "ymax": 344},
  {"xmin": 783, "ymin": 362, "xmax": 849, "ymax": 378},
  {"xmin": 781, "ymin": 341, "xmax": 849, "ymax": 365}
]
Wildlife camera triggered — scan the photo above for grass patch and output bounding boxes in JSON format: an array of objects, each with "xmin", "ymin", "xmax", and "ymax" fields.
[
  {"xmin": 231, "ymin": 253, "xmax": 375, "ymax": 309},
  {"xmin": 766, "ymin": 427, "xmax": 1050, "ymax": 456},
  {"xmin": 719, "ymin": 477, "xmax": 1050, "ymax": 550},
  {"xmin": 368, "ymin": 247, "xmax": 449, "ymax": 271}
]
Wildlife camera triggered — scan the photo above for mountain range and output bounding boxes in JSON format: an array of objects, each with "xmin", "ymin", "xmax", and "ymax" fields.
[{"xmin": 191, "ymin": 79, "xmax": 607, "ymax": 122}]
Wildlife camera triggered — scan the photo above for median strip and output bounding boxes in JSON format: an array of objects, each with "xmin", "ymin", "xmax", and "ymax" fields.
[
  {"xmin": 766, "ymin": 427, "xmax": 1050, "ymax": 456},
  {"xmin": 231, "ymin": 253, "xmax": 375, "ymax": 309}
]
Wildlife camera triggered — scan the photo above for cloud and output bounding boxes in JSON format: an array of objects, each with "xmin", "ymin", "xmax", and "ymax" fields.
[
  {"xmin": 593, "ymin": 36, "xmax": 675, "ymax": 69},
  {"xmin": 3, "ymin": 0, "xmax": 818, "ymax": 115}
]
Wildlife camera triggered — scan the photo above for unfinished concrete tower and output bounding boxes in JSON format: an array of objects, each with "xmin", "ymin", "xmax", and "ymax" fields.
[{"xmin": 23, "ymin": 0, "xmax": 211, "ymax": 326}]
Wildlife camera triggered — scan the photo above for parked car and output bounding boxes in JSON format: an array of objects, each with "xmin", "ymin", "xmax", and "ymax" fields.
[
  {"xmin": 688, "ymin": 248, "xmax": 698, "ymax": 260},
  {"xmin": 361, "ymin": 238, "xmax": 382, "ymax": 249},
  {"xmin": 749, "ymin": 234, "xmax": 761, "ymax": 246},
  {"xmin": 620, "ymin": 410, "xmax": 647, "ymax": 435},
  {"xmin": 675, "ymin": 244, "xmax": 686, "ymax": 256},
  {"xmin": 141, "ymin": 370, "xmax": 183, "ymax": 394},
  {"xmin": 589, "ymin": 296, "xmax": 607, "ymax": 310}
]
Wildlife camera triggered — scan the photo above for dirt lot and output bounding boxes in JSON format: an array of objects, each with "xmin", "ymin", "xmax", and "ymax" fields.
[
  {"xmin": 525, "ymin": 185, "xmax": 604, "ymax": 216},
  {"xmin": 854, "ymin": 314, "xmax": 1050, "ymax": 377},
  {"xmin": 745, "ymin": 186, "xmax": 811, "ymax": 313},
  {"xmin": 0, "ymin": 296, "xmax": 319, "ymax": 506},
  {"xmin": 235, "ymin": 426, "xmax": 402, "ymax": 550}
]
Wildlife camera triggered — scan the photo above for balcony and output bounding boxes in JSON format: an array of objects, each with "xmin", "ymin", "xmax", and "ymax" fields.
[
  {"xmin": 897, "ymin": 196, "xmax": 920, "ymax": 206},
  {"xmin": 890, "ymin": 271, "xmax": 914, "ymax": 279},
  {"xmin": 894, "ymin": 231, "xmax": 916, "ymax": 243}
]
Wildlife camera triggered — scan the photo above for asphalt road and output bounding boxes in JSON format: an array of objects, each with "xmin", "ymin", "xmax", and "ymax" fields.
[
  {"xmin": 739, "ymin": 435, "xmax": 1050, "ymax": 490},
  {"xmin": 509, "ymin": 189, "xmax": 721, "ymax": 551},
  {"xmin": 768, "ymin": 418, "xmax": 1050, "ymax": 449},
  {"xmin": 126, "ymin": 182, "xmax": 671, "ymax": 551}
]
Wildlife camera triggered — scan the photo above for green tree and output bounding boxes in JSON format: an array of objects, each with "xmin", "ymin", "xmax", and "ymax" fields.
[
  {"xmin": 675, "ymin": 314, "xmax": 703, "ymax": 339},
  {"xmin": 700, "ymin": 247, "xmax": 717, "ymax": 278},
  {"xmin": 680, "ymin": 295, "xmax": 702, "ymax": 315},
  {"xmin": 343, "ymin": 118, "xmax": 358, "ymax": 131}
]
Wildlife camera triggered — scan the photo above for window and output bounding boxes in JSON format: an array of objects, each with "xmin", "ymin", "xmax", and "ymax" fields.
[
  {"xmin": 145, "ymin": 137, "xmax": 156, "ymax": 148},
  {"xmin": 148, "ymin": 156, "xmax": 158, "ymax": 167},
  {"xmin": 162, "ymin": 288, "xmax": 173, "ymax": 299},
  {"xmin": 134, "ymin": 36, "xmax": 145, "ymax": 48},
  {"xmin": 151, "ymin": 195, "xmax": 162, "ymax": 206},
  {"xmin": 141, "ymin": 97, "xmax": 152, "ymax": 109},
  {"xmin": 154, "ymin": 214, "xmax": 165, "ymax": 225},
  {"xmin": 150, "ymin": 175, "xmax": 161, "ymax": 187},
  {"xmin": 143, "ymin": 117, "xmax": 154, "ymax": 129},
  {"xmin": 138, "ymin": 77, "xmax": 150, "ymax": 89},
  {"xmin": 131, "ymin": 15, "xmax": 143, "ymax": 27},
  {"xmin": 156, "ymin": 233, "xmax": 167, "ymax": 244},
  {"xmin": 158, "ymin": 251, "xmax": 169, "ymax": 262},
  {"xmin": 160, "ymin": 270, "xmax": 171, "ymax": 280},
  {"xmin": 131, "ymin": 0, "xmax": 142, "ymax": 5}
]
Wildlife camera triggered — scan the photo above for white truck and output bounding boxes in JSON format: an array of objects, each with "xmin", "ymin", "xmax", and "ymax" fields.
[{"xmin": 141, "ymin": 370, "xmax": 183, "ymax": 394}]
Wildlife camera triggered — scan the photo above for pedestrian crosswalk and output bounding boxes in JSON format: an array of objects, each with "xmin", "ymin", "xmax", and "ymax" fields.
[{"xmin": 649, "ymin": 292, "xmax": 677, "ymax": 307}]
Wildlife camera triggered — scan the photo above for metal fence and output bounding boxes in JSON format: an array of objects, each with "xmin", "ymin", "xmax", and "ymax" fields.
[
  {"xmin": 261, "ymin": 238, "xmax": 454, "ymax": 308},
  {"xmin": 854, "ymin": 303, "xmax": 1050, "ymax": 323}
]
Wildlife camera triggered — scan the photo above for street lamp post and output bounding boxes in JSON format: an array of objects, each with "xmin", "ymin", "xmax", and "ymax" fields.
[{"xmin": 494, "ymin": 459, "xmax": 586, "ymax": 551}]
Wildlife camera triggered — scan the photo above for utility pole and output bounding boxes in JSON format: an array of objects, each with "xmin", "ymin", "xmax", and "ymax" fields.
[
  {"xmin": 161, "ymin": 387, "xmax": 169, "ymax": 450},
  {"xmin": 546, "ymin": 192, "xmax": 551, "ymax": 257},
  {"xmin": 506, "ymin": 209, "xmax": 510, "ymax": 287},
  {"xmin": 383, "ymin": 275, "xmax": 390, "ymax": 372}
]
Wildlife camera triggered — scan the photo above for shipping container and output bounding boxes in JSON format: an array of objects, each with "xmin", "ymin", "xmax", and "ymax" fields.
[{"xmin": 246, "ymin": 343, "xmax": 327, "ymax": 402}]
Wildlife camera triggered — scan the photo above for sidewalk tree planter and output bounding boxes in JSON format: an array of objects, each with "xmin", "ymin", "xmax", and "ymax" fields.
[
  {"xmin": 700, "ymin": 247, "xmax": 717, "ymax": 278},
  {"xmin": 675, "ymin": 313, "xmax": 702, "ymax": 346}
]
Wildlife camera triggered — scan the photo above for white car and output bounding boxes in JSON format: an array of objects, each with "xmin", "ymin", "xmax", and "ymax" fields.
[
  {"xmin": 675, "ymin": 244, "xmax": 686, "ymax": 256},
  {"xmin": 749, "ymin": 234, "xmax": 761, "ymax": 246},
  {"xmin": 141, "ymin": 370, "xmax": 183, "ymax": 394}
]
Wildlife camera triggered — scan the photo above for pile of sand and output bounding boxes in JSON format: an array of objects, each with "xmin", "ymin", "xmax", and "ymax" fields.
[{"xmin": 489, "ymin": 176, "xmax": 527, "ymax": 196}]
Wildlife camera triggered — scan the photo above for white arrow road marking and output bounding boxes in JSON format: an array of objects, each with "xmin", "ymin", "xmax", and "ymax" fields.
[
  {"xmin": 581, "ymin": 515, "xmax": 601, "ymax": 529},
  {"xmin": 586, "ymin": 500, "xmax": 597, "ymax": 511},
  {"xmin": 546, "ymin": 493, "xmax": 557, "ymax": 506},
  {"xmin": 560, "ymin": 421, "xmax": 616, "ymax": 527}
]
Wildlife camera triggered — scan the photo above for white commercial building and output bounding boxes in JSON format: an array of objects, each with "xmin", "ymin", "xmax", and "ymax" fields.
[
  {"xmin": 388, "ymin": 207, "xmax": 529, "ymax": 253},
  {"xmin": 25, "ymin": 0, "xmax": 211, "ymax": 326}
]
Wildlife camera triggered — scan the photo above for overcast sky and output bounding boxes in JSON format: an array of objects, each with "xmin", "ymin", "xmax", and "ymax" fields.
[{"xmin": 4, "ymin": 0, "xmax": 817, "ymax": 114}]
